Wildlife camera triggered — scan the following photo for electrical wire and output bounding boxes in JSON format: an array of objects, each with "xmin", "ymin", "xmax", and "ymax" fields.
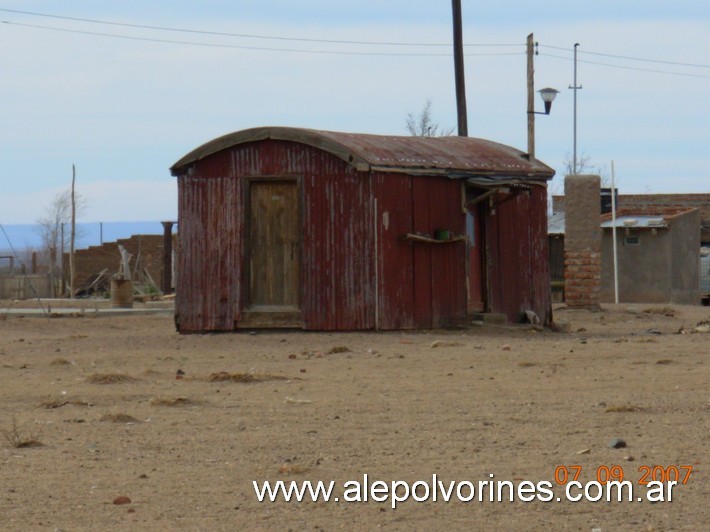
[
  {"xmin": 0, "ymin": 20, "xmax": 524, "ymax": 57},
  {"xmin": 540, "ymin": 52, "xmax": 710, "ymax": 79},
  {"xmin": 1, "ymin": 8, "xmax": 706, "ymax": 75},
  {"xmin": 0, "ymin": 7, "xmax": 521, "ymax": 49},
  {"xmin": 1, "ymin": 20, "xmax": 520, "ymax": 57},
  {"xmin": 540, "ymin": 44, "xmax": 710, "ymax": 69}
]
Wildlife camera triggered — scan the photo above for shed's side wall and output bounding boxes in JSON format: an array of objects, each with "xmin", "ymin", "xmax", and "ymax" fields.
[{"xmin": 486, "ymin": 186, "xmax": 552, "ymax": 323}]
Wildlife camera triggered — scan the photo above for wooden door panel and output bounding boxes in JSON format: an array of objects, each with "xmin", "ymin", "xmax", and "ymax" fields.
[{"xmin": 249, "ymin": 181, "xmax": 300, "ymax": 308}]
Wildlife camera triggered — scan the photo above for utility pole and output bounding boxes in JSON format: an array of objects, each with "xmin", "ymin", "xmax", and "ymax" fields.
[
  {"xmin": 451, "ymin": 0, "xmax": 468, "ymax": 136},
  {"xmin": 569, "ymin": 43, "xmax": 582, "ymax": 174},
  {"xmin": 526, "ymin": 33, "xmax": 535, "ymax": 157},
  {"xmin": 70, "ymin": 164, "xmax": 76, "ymax": 299}
]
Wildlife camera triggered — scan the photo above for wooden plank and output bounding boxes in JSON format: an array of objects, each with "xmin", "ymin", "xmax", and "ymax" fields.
[{"xmin": 402, "ymin": 233, "xmax": 466, "ymax": 244}]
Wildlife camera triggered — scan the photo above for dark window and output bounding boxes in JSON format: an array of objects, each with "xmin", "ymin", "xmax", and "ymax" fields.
[{"xmin": 624, "ymin": 236, "xmax": 640, "ymax": 246}]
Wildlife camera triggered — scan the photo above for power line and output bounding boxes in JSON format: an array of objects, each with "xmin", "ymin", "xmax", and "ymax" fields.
[
  {"xmin": 0, "ymin": 7, "xmax": 521, "ymax": 48},
  {"xmin": 540, "ymin": 52, "xmax": 710, "ymax": 79},
  {"xmin": 1, "ymin": 7, "xmax": 705, "ymax": 73},
  {"xmin": 540, "ymin": 44, "xmax": 710, "ymax": 69},
  {"xmin": 0, "ymin": 20, "xmax": 524, "ymax": 57}
]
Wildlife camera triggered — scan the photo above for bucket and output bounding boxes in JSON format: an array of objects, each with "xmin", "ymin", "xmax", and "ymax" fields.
[
  {"xmin": 110, "ymin": 279, "xmax": 133, "ymax": 308},
  {"xmin": 434, "ymin": 229, "xmax": 451, "ymax": 241}
]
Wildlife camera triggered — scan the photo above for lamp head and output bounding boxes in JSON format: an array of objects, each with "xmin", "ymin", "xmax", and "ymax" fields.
[{"xmin": 538, "ymin": 87, "xmax": 560, "ymax": 114}]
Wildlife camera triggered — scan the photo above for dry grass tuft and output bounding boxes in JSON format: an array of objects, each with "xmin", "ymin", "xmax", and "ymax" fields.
[
  {"xmin": 149, "ymin": 396, "xmax": 198, "ymax": 407},
  {"xmin": 85, "ymin": 373, "xmax": 138, "ymax": 384},
  {"xmin": 1, "ymin": 417, "xmax": 44, "ymax": 448},
  {"xmin": 279, "ymin": 463, "xmax": 311, "ymax": 475},
  {"xmin": 605, "ymin": 404, "xmax": 644, "ymax": 413},
  {"xmin": 643, "ymin": 307, "xmax": 676, "ymax": 317},
  {"xmin": 327, "ymin": 346, "xmax": 351, "ymax": 354},
  {"xmin": 517, "ymin": 361, "xmax": 538, "ymax": 368},
  {"xmin": 39, "ymin": 399, "xmax": 92, "ymax": 409},
  {"xmin": 50, "ymin": 358, "xmax": 73, "ymax": 366},
  {"xmin": 99, "ymin": 413, "xmax": 141, "ymax": 423},
  {"xmin": 206, "ymin": 372, "xmax": 289, "ymax": 383}
]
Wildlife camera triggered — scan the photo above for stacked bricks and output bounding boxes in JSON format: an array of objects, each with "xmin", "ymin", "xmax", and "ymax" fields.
[
  {"xmin": 564, "ymin": 175, "xmax": 602, "ymax": 310},
  {"xmin": 62, "ymin": 234, "xmax": 171, "ymax": 291}
]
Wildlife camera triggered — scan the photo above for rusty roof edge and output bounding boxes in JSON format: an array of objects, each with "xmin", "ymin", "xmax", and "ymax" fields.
[
  {"xmin": 169, "ymin": 126, "xmax": 556, "ymax": 179},
  {"xmin": 170, "ymin": 126, "xmax": 371, "ymax": 175},
  {"xmin": 368, "ymin": 165, "xmax": 553, "ymax": 181}
]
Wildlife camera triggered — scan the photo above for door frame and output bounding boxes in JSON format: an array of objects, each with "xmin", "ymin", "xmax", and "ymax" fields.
[
  {"xmin": 243, "ymin": 176, "xmax": 302, "ymax": 311},
  {"xmin": 464, "ymin": 185, "xmax": 488, "ymax": 314}
]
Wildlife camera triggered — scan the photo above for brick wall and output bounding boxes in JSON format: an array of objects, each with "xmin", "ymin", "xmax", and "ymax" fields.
[
  {"xmin": 63, "ymin": 234, "xmax": 172, "ymax": 292},
  {"xmin": 563, "ymin": 175, "xmax": 602, "ymax": 310}
]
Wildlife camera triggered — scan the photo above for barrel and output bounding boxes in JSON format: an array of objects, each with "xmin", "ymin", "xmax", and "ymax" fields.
[{"xmin": 110, "ymin": 279, "xmax": 133, "ymax": 308}]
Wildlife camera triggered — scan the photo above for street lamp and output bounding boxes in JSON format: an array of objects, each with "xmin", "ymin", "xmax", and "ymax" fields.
[
  {"xmin": 536, "ymin": 88, "xmax": 560, "ymax": 115},
  {"xmin": 526, "ymin": 33, "xmax": 559, "ymax": 157}
]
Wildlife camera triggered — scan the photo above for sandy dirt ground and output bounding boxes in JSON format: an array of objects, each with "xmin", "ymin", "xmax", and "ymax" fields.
[{"xmin": 0, "ymin": 301, "xmax": 708, "ymax": 531}]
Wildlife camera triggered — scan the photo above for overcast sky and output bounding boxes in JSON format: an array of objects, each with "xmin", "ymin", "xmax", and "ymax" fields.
[{"xmin": 1, "ymin": 1, "xmax": 708, "ymax": 223}]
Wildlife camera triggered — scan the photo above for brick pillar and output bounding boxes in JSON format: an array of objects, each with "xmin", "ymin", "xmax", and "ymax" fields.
[{"xmin": 564, "ymin": 175, "xmax": 601, "ymax": 310}]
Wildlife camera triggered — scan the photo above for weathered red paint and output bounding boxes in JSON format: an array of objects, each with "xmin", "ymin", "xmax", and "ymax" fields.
[
  {"xmin": 484, "ymin": 186, "xmax": 552, "ymax": 323},
  {"xmin": 171, "ymin": 127, "xmax": 554, "ymax": 332}
]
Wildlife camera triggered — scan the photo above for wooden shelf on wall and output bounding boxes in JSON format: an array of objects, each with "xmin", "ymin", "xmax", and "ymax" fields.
[{"xmin": 401, "ymin": 233, "xmax": 467, "ymax": 245}]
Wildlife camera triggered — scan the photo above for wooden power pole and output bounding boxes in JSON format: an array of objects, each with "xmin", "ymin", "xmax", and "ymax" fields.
[
  {"xmin": 526, "ymin": 33, "xmax": 535, "ymax": 157},
  {"xmin": 452, "ymin": 0, "xmax": 468, "ymax": 136}
]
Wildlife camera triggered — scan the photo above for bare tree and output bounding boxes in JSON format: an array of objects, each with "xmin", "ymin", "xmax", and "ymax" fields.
[
  {"xmin": 405, "ymin": 99, "xmax": 454, "ymax": 137},
  {"xmin": 35, "ymin": 189, "xmax": 85, "ymax": 293},
  {"xmin": 563, "ymin": 152, "xmax": 614, "ymax": 188}
]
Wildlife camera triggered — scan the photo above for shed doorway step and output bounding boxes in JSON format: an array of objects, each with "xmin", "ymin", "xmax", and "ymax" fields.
[{"xmin": 240, "ymin": 308, "xmax": 302, "ymax": 328}]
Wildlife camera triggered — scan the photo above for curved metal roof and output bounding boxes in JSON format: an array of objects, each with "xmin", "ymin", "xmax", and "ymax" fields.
[{"xmin": 170, "ymin": 126, "xmax": 555, "ymax": 180}]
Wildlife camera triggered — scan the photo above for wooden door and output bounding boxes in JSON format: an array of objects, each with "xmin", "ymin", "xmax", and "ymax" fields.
[{"xmin": 248, "ymin": 181, "xmax": 300, "ymax": 309}]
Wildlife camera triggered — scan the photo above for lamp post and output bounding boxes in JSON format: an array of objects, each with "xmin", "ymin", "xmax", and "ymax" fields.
[
  {"xmin": 527, "ymin": 86, "xmax": 559, "ymax": 157},
  {"xmin": 526, "ymin": 34, "xmax": 559, "ymax": 158}
]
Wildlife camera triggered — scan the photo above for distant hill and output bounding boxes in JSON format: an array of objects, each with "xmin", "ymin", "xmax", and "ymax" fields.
[{"xmin": 0, "ymin": 221, "xmax": 172, "ymax": 256}]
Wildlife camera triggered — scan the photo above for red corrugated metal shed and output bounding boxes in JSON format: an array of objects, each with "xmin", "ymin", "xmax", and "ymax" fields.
[{"xmin": 171, "ymin": 126, "xmax": 555, "ymax": 332}]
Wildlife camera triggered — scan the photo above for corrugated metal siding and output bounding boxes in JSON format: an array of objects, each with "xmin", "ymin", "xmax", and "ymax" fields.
[
  {"xmin": 420, "ymin": 178, "xmax": 467, "ymax": 327},
  {"xmin": 485, "ymin": 186, "xmax": 551, "ymax": 323},
  {"xmin": 375, "ymin": 174, "xmax": 467, "ymax": 329},
  {"xmin": 176, "ymin": 166, "xmax": 242, "ymax": 332},
  {"xmin": 301, "ymin": 150, "xmax": 375, "ymax": 330},
  {"xmin": 374, "ymin": 173, "xmax": 415, "ymax": 329}
]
